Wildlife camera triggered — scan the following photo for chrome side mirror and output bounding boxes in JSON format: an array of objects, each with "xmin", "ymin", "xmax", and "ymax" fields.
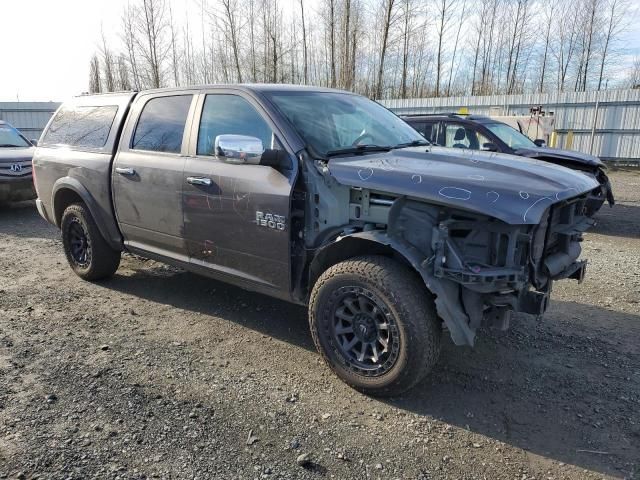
[{"xmin": 215, "ymin": 134, "xmax": 264, "ymax": 164}]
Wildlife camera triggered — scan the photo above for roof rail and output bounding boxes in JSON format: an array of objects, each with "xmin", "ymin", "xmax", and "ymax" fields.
[
  {"xmin": 401, "ymin": 112, "xmax": 492, "ymax": 120},
  {"xmin": 78, "ymin": 90, "xmax": 138, "ymax": 97}
]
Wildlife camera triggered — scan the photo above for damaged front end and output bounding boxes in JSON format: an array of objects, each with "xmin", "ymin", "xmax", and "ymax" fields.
[
  {"xmin": 383, "ymin": 193, "xmax": 594, "ymax": 346},
  {"xmin": 323, "ymin": 148, "xmax": 601, "ymax": 347}
]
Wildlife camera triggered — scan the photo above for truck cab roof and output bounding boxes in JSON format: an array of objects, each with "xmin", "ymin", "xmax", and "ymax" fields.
[{"xmin": 135, "ymin": 83, "xmax": 358, "ymax": 96}]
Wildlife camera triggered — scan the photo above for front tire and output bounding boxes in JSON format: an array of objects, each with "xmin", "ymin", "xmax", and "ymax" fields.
[
  {"xmin": 309, "ymin": 255, "xmax": 441, "ymax": 396},
  {"xmin": 61, "ymin": 203, "xmax": 120, "ymax": 280}
]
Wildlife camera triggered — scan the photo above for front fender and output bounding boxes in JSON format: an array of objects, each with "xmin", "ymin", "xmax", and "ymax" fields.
[{"xmin": 338, "ymin": 229, "xmax": 477, "ymax": 346}]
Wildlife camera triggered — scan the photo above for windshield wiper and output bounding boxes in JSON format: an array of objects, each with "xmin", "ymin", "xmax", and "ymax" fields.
[
  {"xmin": 326, "ymin": 144, "xmax": 392, "ymax": 157},
  {"xmin": 0, "ymin": 144, "xmax": 23, "ymax": 147},
  {"xmin": 392, "ymin": 139, "xmax": 431, "ymax": 149}
]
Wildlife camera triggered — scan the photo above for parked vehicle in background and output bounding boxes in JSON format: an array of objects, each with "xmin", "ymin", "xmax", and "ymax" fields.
[
  {"xmin": 0, "ymin": 120, "xmax": 36, "ymax": 204},
  {"xmin": 33, "ymin": 86, "xmax": 600, "ymax": 395},
  {"xmin": 402, "ymin": 113, "xmax": 614, "ymax": 216}
]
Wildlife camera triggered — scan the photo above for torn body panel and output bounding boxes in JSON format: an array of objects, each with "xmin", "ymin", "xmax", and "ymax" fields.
[
  {"xmin": 318, "ymin": 190, "xmax": 593, "ymax": 347},
  {"xmin": 514, "ymin": 148, "xmax": 614, "ymax": 211}
]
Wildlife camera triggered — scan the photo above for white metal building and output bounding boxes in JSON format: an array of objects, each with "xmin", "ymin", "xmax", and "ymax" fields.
[{"xmin": 0, "ymin": 102, "xmax": 60, "ymax": 141}]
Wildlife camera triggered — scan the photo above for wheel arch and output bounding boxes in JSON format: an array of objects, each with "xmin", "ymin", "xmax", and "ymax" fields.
[
  {"xmin": 52, "ymin": 178, "xmax": 123, "ymax": 251},
  {"xmin": 309, "ymin": 226, "xmax": 477, "ymax": 348},
  {"xmin": 308, "ymin": 231, "xmax": 423, "ymax": 299}
]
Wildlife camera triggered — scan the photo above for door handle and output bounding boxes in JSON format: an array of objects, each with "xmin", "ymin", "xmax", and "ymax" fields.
[
  {"xmin": 187, "ymin": 176, "xmax": 212, "ymax": 186},
  {"xmin": 115, "ymin": 167, "xmax": 136, "ymax": 176}
]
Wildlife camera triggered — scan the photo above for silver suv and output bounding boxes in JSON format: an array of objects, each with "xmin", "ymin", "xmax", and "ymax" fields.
[{"xmin": 0, "ymin": 120, "xmax": 36, "ymax": 204}]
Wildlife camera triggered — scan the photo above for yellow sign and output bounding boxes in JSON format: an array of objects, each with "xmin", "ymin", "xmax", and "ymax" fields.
[{"xmin": 566, "ymin": 130, "xmax": 574, "ymax": 150}]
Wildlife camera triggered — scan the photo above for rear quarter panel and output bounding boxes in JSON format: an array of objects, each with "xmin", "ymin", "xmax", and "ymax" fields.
[{"xmin": 32, "ymin": 92, "xmax": 136, "ymax": 248}]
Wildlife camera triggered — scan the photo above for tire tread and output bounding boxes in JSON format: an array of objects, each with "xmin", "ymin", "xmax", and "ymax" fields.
[
  {"xmin": 309, "ymin": 255, "xmax": 441, "ymax": 396},
  {"xmin": 61, "ymin": 203, "xmax": 120, "ymax": 281}
]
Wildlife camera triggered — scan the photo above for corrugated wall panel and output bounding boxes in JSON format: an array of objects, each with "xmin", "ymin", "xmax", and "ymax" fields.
[{"xmin": 0, "ymin": 102, "xmax": 60, "ymax": 140}]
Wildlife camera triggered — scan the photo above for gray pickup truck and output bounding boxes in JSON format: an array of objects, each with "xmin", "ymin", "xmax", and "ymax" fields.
[{"xmin": 33, "ymin": 85, "xmax": 599, "ymax": 395}]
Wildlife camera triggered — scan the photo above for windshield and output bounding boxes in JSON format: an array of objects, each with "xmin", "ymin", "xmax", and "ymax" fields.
[
  {"xmin": 265, "ymin": 91, "xmax": 426, "ymax": 157},
  {"xmin": 485, "ymin": 122, "xmax": 536, "ymax": 149},
  {"xmin": 0, "ymin": 124, "xmax": 31, "ymax": 148}
]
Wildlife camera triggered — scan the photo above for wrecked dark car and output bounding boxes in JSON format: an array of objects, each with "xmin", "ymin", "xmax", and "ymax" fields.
[
  {"xmin": 33, "ymin": 85, "xmax": 599, "ymax": 395},
  {"xmin": 402, "ymin": 113, "xmax": 613, "ymax": 216}
]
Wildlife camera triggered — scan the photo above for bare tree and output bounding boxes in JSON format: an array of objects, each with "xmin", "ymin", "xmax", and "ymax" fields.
[
  {"xmin": 213, "ymin": 0, "xmax": 243, "ymax": 83},
  {"xmin": 374, "ymin": 0, "xmax": 397, "ymax": 99},
  {"xmin": 168, "ymin": 3, "xmax": 181, "ymax": 87},
  {"xmin": 446, "ymin": 0, "xmax": 466, "ymax": 95},
  {"xmin": 327, "ymin": 0, "xmax": 337, "ymax": 88},
  {"xmin": 398, "ymin": 0, "xmax": 413, "ymax": 98},
  {"xmin": 348, "ymin": 3, "xmax": 361, "ymax": 91},
  {"xmin": 137, "ymin": 0, "xmax": 169, "ymax": 88},
  {"xmin": 597, "ymin": 0, "xmax": 630, "ymax": 90},
  {"xmin": 504, "ymin": 0, "xmax": 531, "ymax": 94},
  {"xmin": 122, "ymin": 2, "xmax": 142, "ymax": 90},
  {"xmin": 181, "ymin": 14, "xmax": 197, "ymax": 85},
  {"xmin": 578, "ymin": 0, "xmax": 601, "ymax": 91},
  {"xmin": 625, "ymin": 56, "xmax": 640, "ymax": 88},
  {"xmin": 90, "ymin": 0, "xmax": 640, "ymax": 100},
  {"xmin": 553, "ymin": 0, "xmax": 580, "ymax": 91},
  {"xmin": 101, "ymin": 30, "xmax": 116, "ymax": 92},
  {"xmin": 299, "ymin": 0, "xmax": 309, "ymax": 84},
  {"xmin": 117, "ymin": 55, "xmax": 132, "ymax": 90},
  {"xmin": 434, "ymin": 0, "xmax": 456, "ymax": 97},
  {"xmin": 89, "ymin": 55, "xmax": 102, "ymax": 93},
  {"xmin": 538, "ymin": 0, "xmax": 555, "ymax": 92},
  {"xmin": 482, "ymin": 0, "xmax": 498, "ymax": 94},
  {"xmin": 341, "ymin": 0, "xmax": 352, "ymax": 89}
]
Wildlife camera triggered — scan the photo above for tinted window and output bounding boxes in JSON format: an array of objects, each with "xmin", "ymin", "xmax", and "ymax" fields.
[
  {"xmin": 42, "ymin": 105, "xmax": 118, "ymax": 148},
  {"xmin": 132, "ymin": 95, "xmax": 192, "ymax": 153},
  {"xmin": 197, "ymin": 95, "xmax": 274, "ymax": 156},
  {"xmin": 266, "ymin": 92, "xmax": 423, "ymax": 156},
  {"xmin": 485, "ymin": 122, "xmax": 536, "ymax": 148}
]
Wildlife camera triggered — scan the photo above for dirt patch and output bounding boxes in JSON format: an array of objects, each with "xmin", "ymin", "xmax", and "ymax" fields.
[{"xmin": 0, "ymin": 170, "xmax": 638, "ymax": 479}]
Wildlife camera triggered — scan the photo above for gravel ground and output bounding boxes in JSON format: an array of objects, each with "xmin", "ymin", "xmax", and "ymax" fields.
[{"xmin": 1, "ymin": 169, "xmax": 639, "ymax": 480}]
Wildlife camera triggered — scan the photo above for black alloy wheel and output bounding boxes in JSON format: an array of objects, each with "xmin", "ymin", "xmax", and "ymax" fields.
[
  {"xmin": 309, "ymin": 255, "xmax": 442, "ymax": 396},
  {"xmin": 331, "ymin": 286, "xmax": 400, "ymax": 376},
  {"xmin": 67, "ymin": 217, "xmax": 91, "ymax": 267},
  {"xmin": 61, "ymin": 203, "xmax": 121, "ymax": 280}
]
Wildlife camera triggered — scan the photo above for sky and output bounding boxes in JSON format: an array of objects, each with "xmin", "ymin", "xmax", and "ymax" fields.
[
  {"xmin": 1, "ymin": 0, "xmax": 130, "ymax": 101},
  {"xmin": 1, "ymin": 0, "xmax": 639, "ymax": 102}
]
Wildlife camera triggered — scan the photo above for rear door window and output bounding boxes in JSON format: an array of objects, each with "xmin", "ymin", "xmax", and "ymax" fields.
[
  {"xmin": 42, "ymin": 105, "xmax": 118, "ymax": 149},
  {"xmin": 132, "ymin": 95, "xmax": 193, "ymax": 154}
]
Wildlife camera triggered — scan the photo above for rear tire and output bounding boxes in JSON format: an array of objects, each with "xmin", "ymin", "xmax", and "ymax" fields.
[
  {"xmin": 61, "ymin": 203, "xmax": 120, "ymax": 280},
  {"xmin": 309, "ymin": 255, "xmax": 441, "ymax": 396}
]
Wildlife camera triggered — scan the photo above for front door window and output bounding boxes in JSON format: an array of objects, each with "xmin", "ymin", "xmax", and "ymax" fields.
[{"xmin": 444, "ymin": 123, "xmax": 490, "ymax": 150}]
